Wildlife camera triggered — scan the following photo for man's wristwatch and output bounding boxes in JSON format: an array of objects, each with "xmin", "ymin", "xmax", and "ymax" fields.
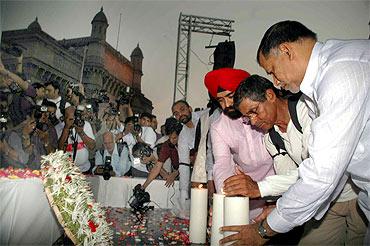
[{"xmin": 257, "ymin": 219, "xmax": 273, "ymax": 239}]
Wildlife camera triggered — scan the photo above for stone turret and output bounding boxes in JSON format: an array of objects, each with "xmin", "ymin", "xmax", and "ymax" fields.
[
  {"xmin": 91, "ymin": 7, "xmax": 108, "ymax": 40},
  {"xmin": 28, "ymin": 17, "xmax": 42, "ymax": 32},
  {"xmin": 130, "ymin": 43, "xmax": 143, "ymax": 90}
]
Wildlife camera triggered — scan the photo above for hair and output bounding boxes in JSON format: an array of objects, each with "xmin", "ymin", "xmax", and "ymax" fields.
[
  {"xmin": 233, "ymin": 74, "xmax": 281, "ymax": 109},
  {"xmin": 164, "ymin": 117, "xmax": 183, "ymax": 135},
  {"xmin": 171, "ymin": 100, "xmax": 190, "ymax": 111},
  {"xmin": 41, "ymin": 100, "xmax": 57, "ymax": 109},
  {"xmin": 257, "ymin": 20, "xmax": 317, "ymax": 64},
  {"xmin": 124, "ymin": 116, "xmax": 136, "ymax": 125},
  {"xmin": 132, "ymin": 142, "xmax": 152, "ymax": 158},
  {"xmin": 32, "ymin": 82, "xmax": 44, "ymax": 90},
  {"xmin": 140, "ymin": 112, "xmax": 153, "ymax": 120},
  {"xmin": 44, "ymin": 80, "xmax": 60, "ymax": 92}
]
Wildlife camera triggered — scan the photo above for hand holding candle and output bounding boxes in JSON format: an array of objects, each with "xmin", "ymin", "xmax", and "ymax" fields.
[{"xmin": 223, "ymin": 166, "xmax": 261, "ymax": 198}]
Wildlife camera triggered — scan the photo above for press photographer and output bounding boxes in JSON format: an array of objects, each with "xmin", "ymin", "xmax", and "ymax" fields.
[
  {"xmin": 6, "ymin": 111, "xmax": 47, "ymax": 169},
  {"xmin": 33, "ymin": 105, "xmax": 57, "ymax": 154},
  {"xmin": 0, "ymin": 60, "xmax": 38, "ymax": 127},
  {"xmin": 134, "ymin": 117, "xmax": 182, "ymax": 190},
  {"xmin": 0, "ymin": 106, "xmax": 17, "ymax": 167},
  {"xmin": 130, "ymin": 113, "xmax": 157, "ymax": 177},
  {"xmin": 116, "ymin": 87, "xmax": 134, "ymax": 122},
  {"xmin": 94, "ymin": 131, "xmax": 132, "ymax": 179},
  {"xmin": 57, "ymin": 105, "xmax": 96, "ymax": 173}
]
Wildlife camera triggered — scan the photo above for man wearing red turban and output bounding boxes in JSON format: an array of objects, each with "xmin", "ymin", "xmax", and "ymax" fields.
[{"xmin": 204, "ymin": 68, "xmax": 274, "ymax": 222}]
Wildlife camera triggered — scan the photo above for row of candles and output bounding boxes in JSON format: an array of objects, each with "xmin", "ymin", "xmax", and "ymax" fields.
[{"xmin": 189, "ymin": 185, "xmax": 249, "ymax": 245}]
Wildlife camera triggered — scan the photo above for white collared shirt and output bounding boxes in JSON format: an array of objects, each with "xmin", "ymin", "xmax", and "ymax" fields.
[
  {"xmin": 267, "ymin": 39, "xmax": 370, "ymax": 233},
  {"xmin": 260, "ymin": 97, "xmax": 358, "ymax": 202}
]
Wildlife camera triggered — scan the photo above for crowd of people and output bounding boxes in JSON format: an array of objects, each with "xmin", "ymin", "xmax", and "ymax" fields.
[{"xmin": 0, "ymin": 19, "xmax": 369, "ymax": 245}]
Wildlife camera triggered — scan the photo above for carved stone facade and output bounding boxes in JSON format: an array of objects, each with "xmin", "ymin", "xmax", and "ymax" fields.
[{"xmin": 1, "ymin": 8, "xmax": 152, "ymax": 114}]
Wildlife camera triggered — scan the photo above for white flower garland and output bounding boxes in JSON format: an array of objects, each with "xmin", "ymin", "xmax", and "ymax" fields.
[{"xmin": 41, "ymin": 151, "xmax": 113, "ymax": 245}]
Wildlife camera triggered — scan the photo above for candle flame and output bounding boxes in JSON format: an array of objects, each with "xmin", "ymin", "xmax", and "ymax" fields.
[{"xmin": 198, "ymin": 184, "xmax": 203, "ymax": 189}]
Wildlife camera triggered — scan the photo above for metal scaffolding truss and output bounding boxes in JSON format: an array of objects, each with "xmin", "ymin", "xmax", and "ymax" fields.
[{"xmin": 173, "ymin": 13, "xmax": 234, "ymax": 102}]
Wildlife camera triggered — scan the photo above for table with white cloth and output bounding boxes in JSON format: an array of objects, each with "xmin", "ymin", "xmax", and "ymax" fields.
[
  {"xmin": 0, "ymin": 178, "xmax": 62, "ymax": 245},
  {"xmin": 86, "ymin": 175, "xmax": 180, "ymax": 209}
]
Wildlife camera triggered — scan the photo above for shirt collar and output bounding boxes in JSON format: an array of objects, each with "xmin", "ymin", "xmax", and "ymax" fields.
[{"xmin": 300, "ymin": 42, "xmax": 323, "ymax": 99}]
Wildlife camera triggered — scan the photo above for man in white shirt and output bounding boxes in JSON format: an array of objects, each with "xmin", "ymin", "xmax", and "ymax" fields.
[
  {"xmin": 95, "ymin": 131, "xmax": 131, "ymax": 177},
  {"xmin": 231, "ymin": 74, "xmax": 366, "ymax": 245},
  {"xmin": 57, "ymin": 106, "xmax": 96, "ymax": 173},
  {"xmin": 45, "ymin": 81, "xmax": 70, "ymax": 121},
  {"xmin": 172, "ymin": 100, "xmax": 209, "ymax": 218},
  {"xmin": 221, "ymin": 20, "xmax": 370, "ymax": 245}
]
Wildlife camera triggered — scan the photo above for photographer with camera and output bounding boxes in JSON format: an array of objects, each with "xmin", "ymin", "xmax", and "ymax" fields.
[
  {"xmin": 0, "ymin": 62, "xmax": 37, "ymax": 127},
  {"xmin": 33, "ymin": 104, "xmax": 57, "ymax": 154},
  {"xmin": 95, "ymin": 102, "xmax": 125, "ymax": 150},
  {"xmin": 0, "ymin": 105, "xmax": 17, "ymax": 167},
  {"xmin": 57, "ymin": 105, "xmax": 96, "ymax": 173},
  {"xmin": 140, "ymin": 117, "xmax": 183, "ymax": 190},
  {"xmin": 116, "ymin": 87, "xmax": 134, "ymax": 122},
  {"xmin": 5, "ymin": 110, "xmax": 49, "ymax": 169},
  {"xmin": 130, "ymin": 113, "xmax": 157, "ymax": 177},
  {"xmin": 94, "ymin": 131, "xmax": 131, "ymax": 178}
]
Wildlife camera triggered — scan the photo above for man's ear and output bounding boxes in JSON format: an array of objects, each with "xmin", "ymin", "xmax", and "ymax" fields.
[
  {"xmin": 265, "ymin": 89, "xmax": 276, "ymax": 102},
  {"xmin": 278, "ymin": 42, "xmax": 294, "ymax": 61},
  {"xmin": 189, "ymin": 106, "xmax": 193, "ymax": 112}
]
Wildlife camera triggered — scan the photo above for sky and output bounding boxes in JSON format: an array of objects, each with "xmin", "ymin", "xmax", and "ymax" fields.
[{"xmin": 1, "ymin": 0, "xmax": 369, "ymax": 127}]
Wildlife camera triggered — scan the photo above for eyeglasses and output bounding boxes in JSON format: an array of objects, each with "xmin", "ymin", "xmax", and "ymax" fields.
[{"xmin": 244, "ymin": 102, "xmax": 262, "ymax": 120}]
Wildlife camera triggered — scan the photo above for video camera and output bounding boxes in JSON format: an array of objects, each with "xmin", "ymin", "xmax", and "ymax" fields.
[
  {"xmin": 117, "ymin": 87, "xmax": 133, "ymax": 105},
  {"xmin": 129, "ymin": 184, "xmax": 151, "ymax": 213},
  {"xmin": 74, "ymin": 105, "xmax": 85, "ymax": 128}
]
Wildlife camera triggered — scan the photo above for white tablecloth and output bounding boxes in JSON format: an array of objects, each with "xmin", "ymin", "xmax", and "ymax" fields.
[
  {"xmin": 86, "ymin": 176, "xmax": 180, "ymax": 209},
  {"xmin": 0, "ymin": 178, "xmax": 62, "ymax": 245}
]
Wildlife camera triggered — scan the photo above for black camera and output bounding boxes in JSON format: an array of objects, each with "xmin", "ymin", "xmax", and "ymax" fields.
[
  {"xmin": 0, "ymin": 110, "xmax": 8, "ymax": 141},
  {"xmin": 117, "ymin": 87, "xmax": 133, "ymax": 105},
  {"xmin": 132, "ymin": 115, "xmax": 142, "ymax": 133},
  {"xmin": 34, "ymin": 106, "xmax": 49, "ymax": 131},
  {"xmin": 98, "ymin": 89, "xmax": 110, "ymax": 103},
  {"xmin": 102, "ymin": 156, "xmax": 114, "ymax": 181},
  {"xmin": 9, "ymin": 81, "xmax": 21, "ymax": 94},
  {"xmin": 90, "ymin": 89, "xmax": 109, "ymax": 104},
  {"xmin": 129, "ymin": 184, "xmax": 151, "ymax": 212},
  {"xmin": 74, "ymin": 106, "xmax": 85, "ymax": 128}
]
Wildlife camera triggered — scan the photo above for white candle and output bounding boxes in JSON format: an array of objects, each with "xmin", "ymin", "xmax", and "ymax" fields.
[
  {"xmin": 224, "ymin": 196, "xmax": 249, "ymax": 245},
  {"xmin": 189, "ymin": 185, "xmax": 208, "ymax": 244},
  {"xmin": 211, "ymin": 193, "xmax": 225, "ymax": 246}
]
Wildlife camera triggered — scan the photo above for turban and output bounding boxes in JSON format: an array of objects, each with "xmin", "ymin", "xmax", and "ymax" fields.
[{"xmin": 204, "ymin": 68, "xmax": 250, "ymax": 98}]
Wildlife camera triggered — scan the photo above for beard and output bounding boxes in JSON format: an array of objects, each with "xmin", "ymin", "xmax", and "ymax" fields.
[
  {"xmin": 179, "ymin": 114, "xmax": 192, "ymax": 124},
  {"xmin": 223, "ymin": 106, "xmax": 242, "ymax": 120}
]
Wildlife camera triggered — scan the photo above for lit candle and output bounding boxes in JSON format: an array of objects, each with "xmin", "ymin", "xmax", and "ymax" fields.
[
  {"xmin": 223, "ymin": 196, "xmax": 249, "ymax": 245},
  {"xmin": 189, "ymin": 184, "xmax": 208, "ymax": 244},
  {"xmin": 211, "ymin": 193, "xmax": 225, "ymax": 246}
]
